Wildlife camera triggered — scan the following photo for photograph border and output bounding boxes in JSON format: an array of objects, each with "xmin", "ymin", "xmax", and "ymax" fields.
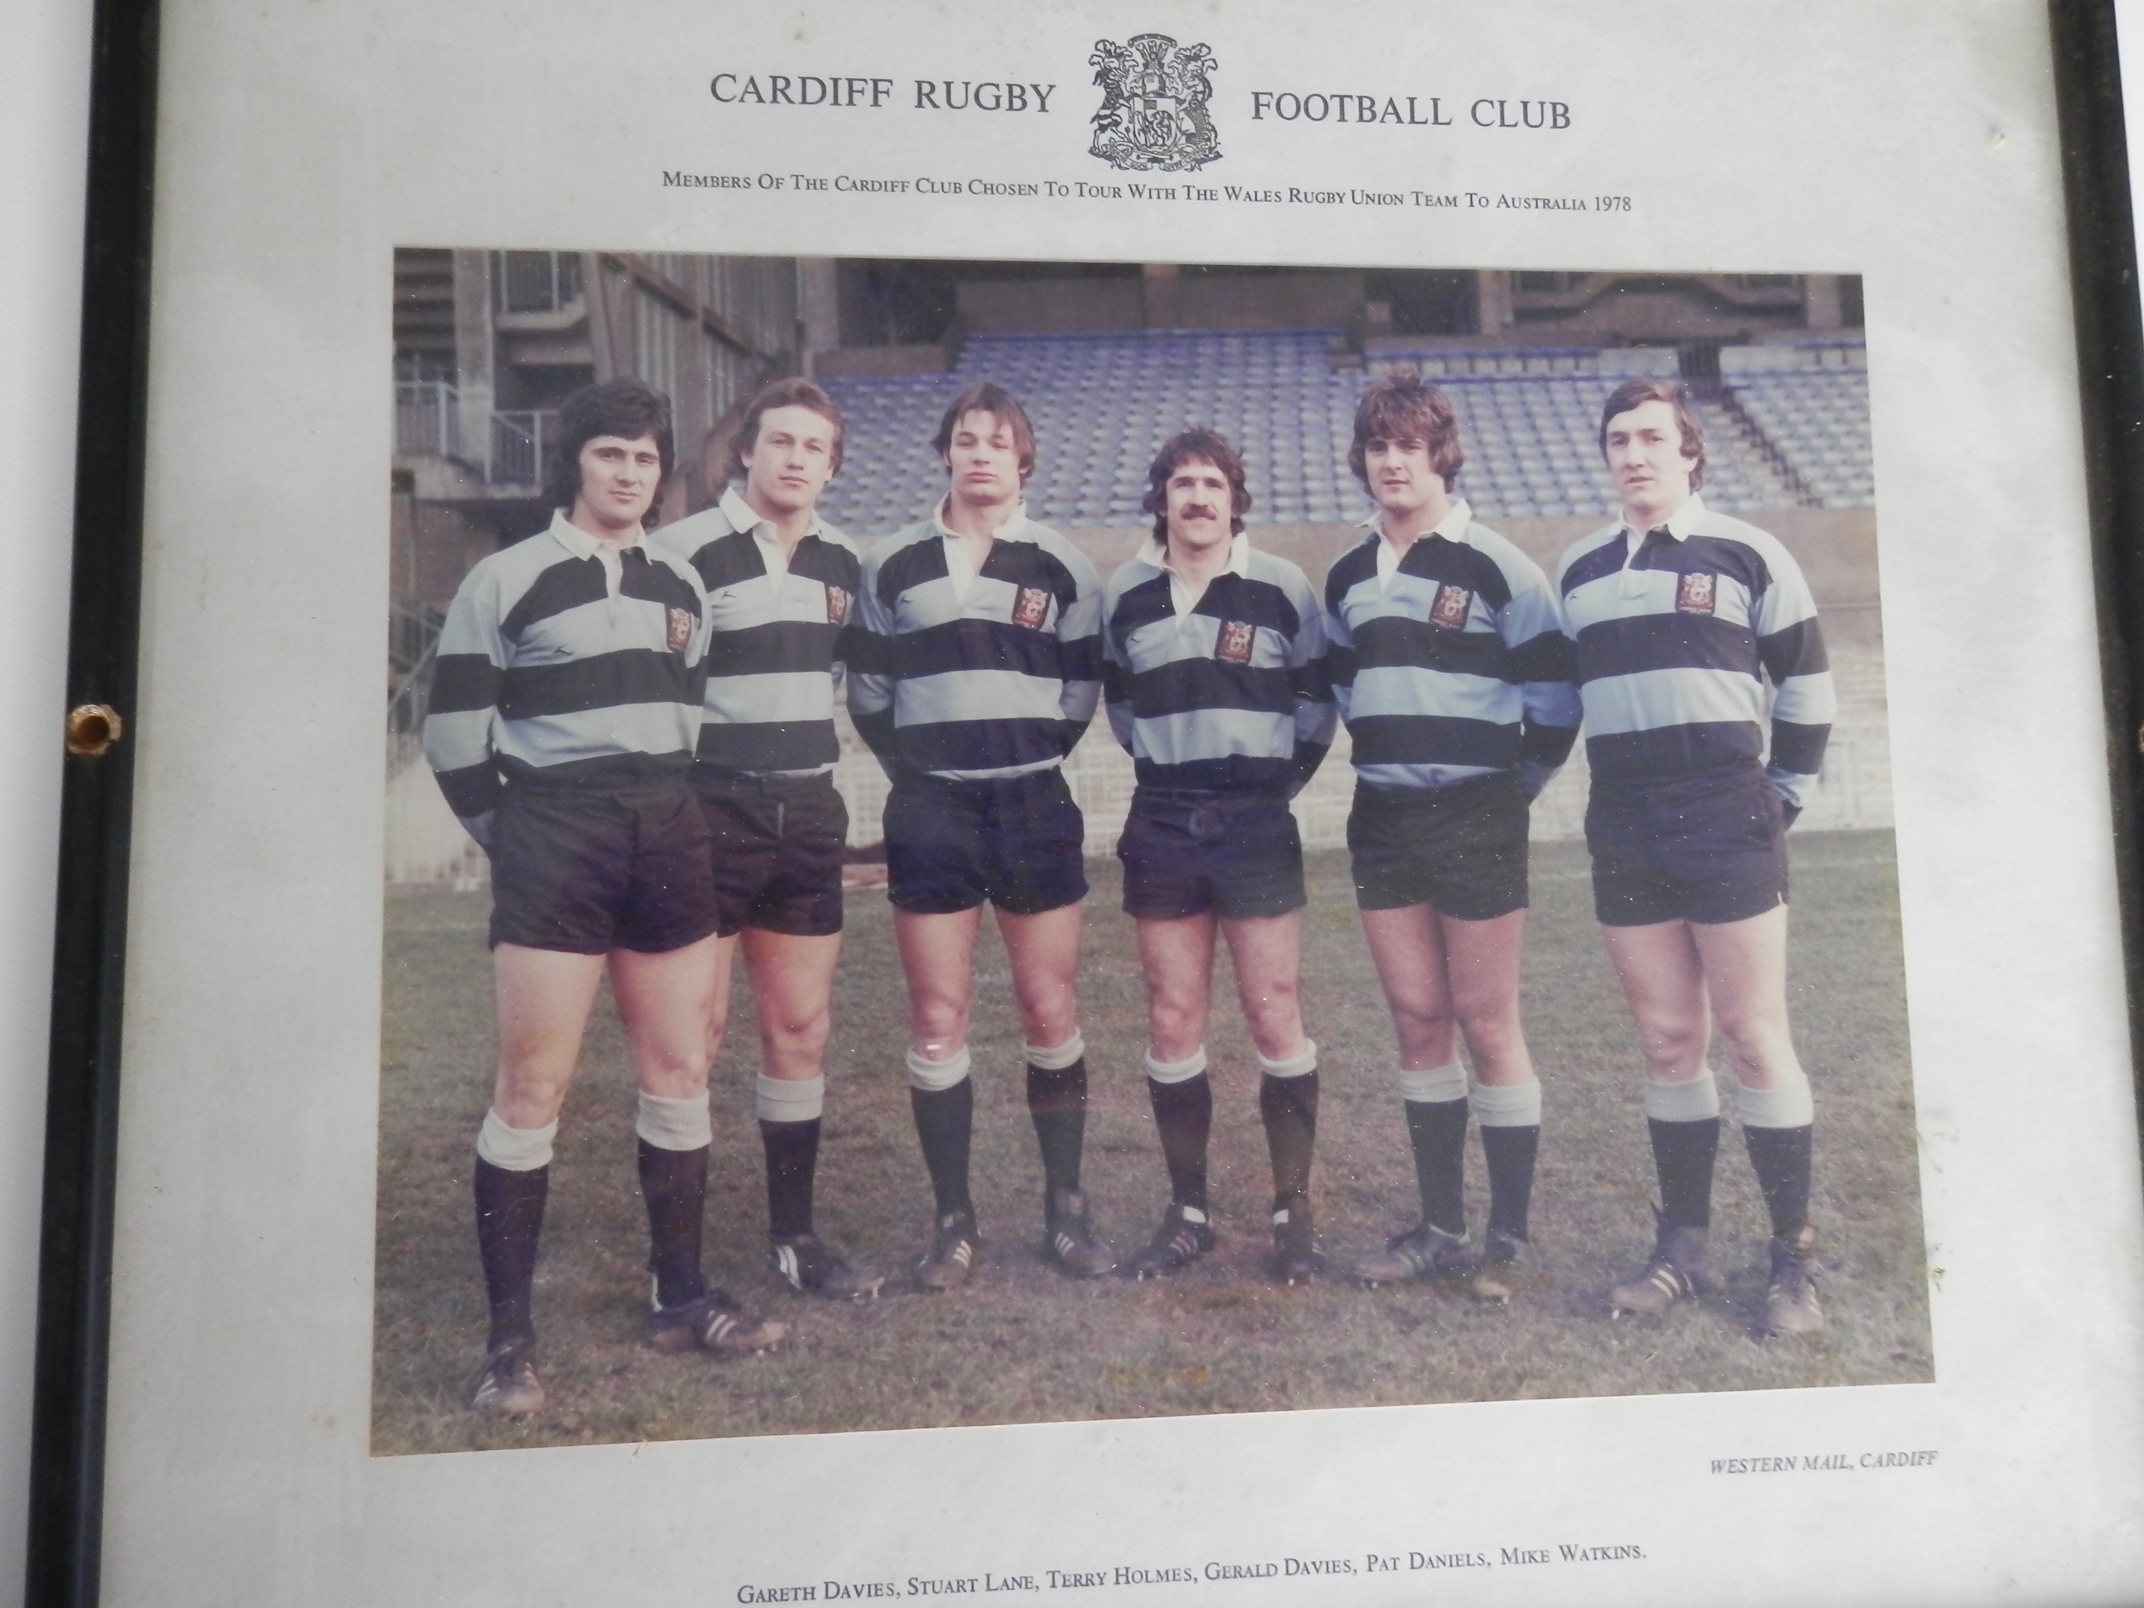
[{"xmin": 37, "ymin": 2, "xmax": 2144, "ymax": 1603}]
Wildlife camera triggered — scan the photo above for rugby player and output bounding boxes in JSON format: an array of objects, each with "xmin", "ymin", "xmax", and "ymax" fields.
[
  {"xmin": 848, "ymin": 381, "xmax": 1116, "ymax": 1288},
  {"xmin": 1323, "ymin": 372, "xmax": 1580, "ymax": 1301},
  {"xmin": 425, "ymin": 378, "xmax": 786, "ymax": 1418},
  {"xmin": 1102, "ymin": 430, "xmax": 1335, "ymax": 1283},
  {"xmin": 1557, "ymin": 378, "xmax": 1832, "ymax": 1336},
  {"xmin": 652, "ymin": 378, "xmax": 882, "ymax": 1300}
]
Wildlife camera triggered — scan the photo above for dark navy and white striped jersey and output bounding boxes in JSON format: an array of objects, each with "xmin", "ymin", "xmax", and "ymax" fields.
[
  {"xmin": 1323, "ymin": 499, "xmax": 1581, "ymax": 796},
  {"xmin": 650, "ymin": 487, "xmax": 862, "ymax": 776},
  {"xmin": 1556, "ymin": 495, "xmax": 1834, "ymax": 811},
  {"xmin": 848, "ymin": 502, "xmax": 1103, "ymax": 781},
  {"xmin": 425, "ymin": 512, "xmax": 709, "ymax": 845},
  {"xmin": 1102, "ymin": 534, "xmax": 1335, "ymax": 795}
]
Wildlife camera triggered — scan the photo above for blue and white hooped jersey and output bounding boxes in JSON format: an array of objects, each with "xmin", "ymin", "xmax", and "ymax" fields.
[
  {"xmin": 848, "ymin": 505, "xmax": 1103, "ymax": 782},
  {"xmin": 1102, "ymin": 535, "xmax": 1335, "ymax": 796},
  {"xmin": 425, "ymin": 512, "xmax": 711, "ymax": 845},
  {"xmin": 1323, "ymin": 506, "xmax": 1580, "ymax": 796},
  {"xmin": 650, "ymin": 490, "xmax": 862, "ymax": 777},
  {"xmin": 1556, "ymin": 496, "xmax": 1834, "ymax": 811}
]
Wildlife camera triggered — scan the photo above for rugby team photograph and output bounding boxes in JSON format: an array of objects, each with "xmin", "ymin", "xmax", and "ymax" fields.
[{"xmin": 378, "ymin": 252, "xmax": 1926, "ymax": 1452}]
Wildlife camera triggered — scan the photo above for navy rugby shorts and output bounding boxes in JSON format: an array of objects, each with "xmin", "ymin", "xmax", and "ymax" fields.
[
  {"xmin": 1118, "ymin": 788, "xmax": 1306, "ymax": 921},
  {"xmin": 883, "ymin": 768, "xmax": 1088, "ymax": 916},
  {"xmin": 695, "ymin": 767, "xmax": 848, "ymax": 939},
  {"xmin": 488, "ymin": 774, "xmax": 720, "ymax": 954},
  {"xmin": 1585, "ymin": 766, "xmax": 1788, "ymax": 927},
  {"xmin": 1347, "ymin": 772, "xmax": 1529, "ymax": 921}
]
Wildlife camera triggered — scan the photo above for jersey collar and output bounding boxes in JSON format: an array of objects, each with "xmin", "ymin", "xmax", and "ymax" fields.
[
  {"xmin": 1135, "ymin": 529, "xmax": 1251, "ymax": 578},
  {"xmin": 1621, "ymin": 492, "xmax": 1708, "ymax": 549},
  {"xmin": 933, "ymin": 495, "xmax": 1033, "ymax": 543},
  {"xmin": 1359, "ymin": 496, "xmax": 1474, "ymax": 549},
  {"xmin": 720, "ymin": 485, "xmax": 822, "ymax": 547},
  {"xmin": 546, "ymin": 509, "xmax": 642, "ymax": 561}
]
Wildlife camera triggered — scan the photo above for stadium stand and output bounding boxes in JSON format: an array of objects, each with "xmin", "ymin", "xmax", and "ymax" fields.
[{"xmin": 813, "ymin": 330, "xmax": 1874, "ymax": 535}]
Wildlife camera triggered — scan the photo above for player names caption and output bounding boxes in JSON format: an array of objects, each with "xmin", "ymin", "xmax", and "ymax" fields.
[
  {"xmin": 661, "ymin": 169, "xmax": 1632, "ymax": 216},
  {"xmin": 733, "ymin": 1543, "xmax": 1647, "ymax": 1602},
  {"xmin": 1711, "ymin": 1448, "xmax": 1939, "ymax": 1474}
]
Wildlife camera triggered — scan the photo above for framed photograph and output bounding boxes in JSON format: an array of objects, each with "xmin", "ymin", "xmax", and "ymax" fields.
[{"xmin": 36, "ymin": 1, "xmax": 2144, "ymax": 1603}]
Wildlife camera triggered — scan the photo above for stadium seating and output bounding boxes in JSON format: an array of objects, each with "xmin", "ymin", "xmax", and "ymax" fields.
[{"xmin": 813, "ymin": 330, "xmax": 1874, "ymax": 536}]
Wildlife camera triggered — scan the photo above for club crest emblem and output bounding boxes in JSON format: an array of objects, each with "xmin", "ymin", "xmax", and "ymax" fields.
[
  {"xmin": 666, "ymin": 607, "xmax": 694, "ymax": 653},
  {"xmin": 1216, "ymin": 619, "xmax": 1255, "ymax": 663},
  {"xmin": 1089, "ymin": 34, "xmax": 1221, "ymax": 172},
  {"xmin": 1429, "ymin": 583, "xmax": 1474, "ymax": 630},
  {"xmin": 825, "ymin": 586, "xmax": 849, "ymax": 626},
  {"xmin": 1676, "ymin": 571, "xmax": 1717, "ymax": 615},
  {"xmin": 1012, "ymin": 586, "xmax": 1052, "ymax": 629}
]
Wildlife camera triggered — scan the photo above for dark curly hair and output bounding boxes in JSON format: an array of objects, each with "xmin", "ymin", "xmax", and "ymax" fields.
[
  {"xmin": 1597, "ymin": 377, "xmax": 1706, "ymax": 490},
  {"xmin": 543, "ymin": 378, "xmax": 675, "ymax": 514},
  {"xmin": 932, "ymin": 381, "xmax": 1037, "ymax": 482},
  {"xmin": 1141, "ymin": 428, "xmax": 1252, "ymax": 542},
  {"xmin": 727, "ymin": 377, "xmax": 845, "ymax": 482},
  {"xmin": 1348, "ymin": 370, "xmax": 1464, "ymax": 492}
]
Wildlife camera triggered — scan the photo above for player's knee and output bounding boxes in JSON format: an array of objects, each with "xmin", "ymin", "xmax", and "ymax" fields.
[
  {"xmin": 1712, "ymin": 1013, "xmax": 1792, "ymax": 1076},
  {"xmin": 1018, "ymin": 992, "xmax": 1078, "ymax": 1048},
  {"xmin": 1635, "ymin": 1012, "xmax": 1707, "ymax": 1070},
  {"xmin": 1243, "ymin": 996, "xmax": 1307, "ymax": 1062},
  {"xmin": 909, "ymin": 995, "xmax": 970, "ymax": 1047},
  {"xmin": 1452, "ymin": 991, "xmax": 1520, "ymax": 1057}
]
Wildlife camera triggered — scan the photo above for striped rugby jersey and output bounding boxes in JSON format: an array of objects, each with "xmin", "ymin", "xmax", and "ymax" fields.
[
  {"xmin": 1323, "ymin": 500, "xmax": 1581, "ymax": 796},
  {"xmin": 848, "ymin": 501, "xmax": 1103, "ymax": 780},
  {"xmin": 425, "ymin": 512, "xmax": 710, "ymax": 846},
  {"xmin": 1556, "ymin": 495, "xmax": 1834, "ymax": 812},
  {"xmin": 1102, "ymin": 533, "xmax": 1335, "ymax": 795},
  {"xmin": 650, "ymin": 487, "xmax": 862, "ymax": 776}
]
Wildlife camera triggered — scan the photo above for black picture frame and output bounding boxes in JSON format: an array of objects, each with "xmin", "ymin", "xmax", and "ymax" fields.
[{"xmin": 30, "ymin": 3, "xmax": 2144, "ymax": 1602}]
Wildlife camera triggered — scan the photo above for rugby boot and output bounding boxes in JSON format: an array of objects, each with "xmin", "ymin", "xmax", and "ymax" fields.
[
  {"xmin": 1122, "ymin": 1202, "xmax": 1218, "ymax": 1279},
  {"xmin": 1270, "ymin": 1196, "xmax": 1326, "ymax": 1285},
  {"xmin": 648, "ymin": 1288, "xmax": 788, "ymax": 1354},
  {"xmin": 1042, "ymin": 1188, "xmax": 1117, "ymax": 1277},
  {"xmin": 1609, "ymin": 1210, "xmax": 1724, "ymax": 1318},
  {"xmin": 1352, "ymin": 1220, "xmax": 1473, "ymax": 1287},
  {"xmin": 469, "ymin": 1337, "xmax": 544, "ymax": 1416},
  {"xmin": 913, "ymin": 1209, "xmax": 982, "ymax": 1293},
  {"xmin": 1763, "ymin": 1224, "xmax": 1825, "ymax": 1336},
  {"xmin": 1469, "ymin": 1229, "xmax": 1533, "ymax": 1305},
  {"xmin": 769, "ymin": 1233, "xmax": 885, "ymax": 1300}
]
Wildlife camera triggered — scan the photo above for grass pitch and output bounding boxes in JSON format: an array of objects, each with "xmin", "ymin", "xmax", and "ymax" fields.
[{"xmin": 373, "ymin": 833, "xmax": 1930, "ymax": 1455}]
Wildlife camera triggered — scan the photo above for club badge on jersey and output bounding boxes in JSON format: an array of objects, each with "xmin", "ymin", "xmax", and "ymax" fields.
[
  {"xmin": 1676, "ymin": 571, "xmax": 1717, "ymax": 615},
  {"xmin": 666, "ymin": 607, "xmax": 694, "ymax": 653},
  {"xmin": 1216, "ymin": 619, "xmax": 1255, "ymax": 663},
  {"xmin": 825, "ymin": 587, "xmax": 849, "ymax": 626},
  {"xmin": 1429, "ymin": 583, "xmax": 1474, "ymax": 629},
  {"xmin": 1013, "ymin": 586, "xmax": 1052, "ymax": 629}
]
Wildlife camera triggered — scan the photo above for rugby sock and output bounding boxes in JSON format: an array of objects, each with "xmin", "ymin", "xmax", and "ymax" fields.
[
  {"xmin": 635, "ymin": 1090, "xmax": 715, "ymax": 1311},
  {"xmin": 1258, "ymin": 1042, "xmax": 1320, "ymax": 1208},
  {"xmin": 1144, "ymin": 1048, "xmax": 1212, "ymax": 1213},
  {"xmin": 1643, "ymin": 1069, "xmax": 1723, "ymax": 1231},
  {"xmin": 758, "ymin": 1074, "xmax": 827, "ymax": 1241},
  {"xmin": 1399, "ymin": 1062, "xmax": 1470, "ymax": 1237},
  {"xmin": 1742, "ymin": 1124, "xmax": 1813, "ymax": 1238},
  {"xmin": 473, "ymin": 1158, "xmax": 549, "ymax": 1350},
  {"xmin": 1737, "ymin": 1078, "xmax": 1815, "ymax": 1237},
  {"xmin": 636, "ymin": 1141, "xmax": 710, "ymax": 1309},
  {"xmin": 907, "ymin": 1047, "xmax": 975, "ymax": 1219},
  {"xmin": 1025, "ymin": 1032, "xmax": 1089, "ymax": 1201},
  {"xmin": 1473, "ymin": 1078, "xmax": 1543, "ymax": 1243}
]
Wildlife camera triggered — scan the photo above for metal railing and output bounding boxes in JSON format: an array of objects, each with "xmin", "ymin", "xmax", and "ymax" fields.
[
  {"xmin": 489, "ymin": 411, "xmax": 555, "ymax": 487},
  {"xmin": 394, "ymin": 380, "xmax": 459, "ymax": 458},
  {"xmin": 495, "ymin": 251, "xmax": 583, "ymax": 314},
  {"xmin": 394, "ymin": 381, "xmax": 556, "ymax": 488}
]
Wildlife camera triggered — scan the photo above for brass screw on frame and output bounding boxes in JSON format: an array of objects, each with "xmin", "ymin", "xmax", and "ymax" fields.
[{"xmin": 65, "ymin": 704, "xmax": 124, "ymax": 758}]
